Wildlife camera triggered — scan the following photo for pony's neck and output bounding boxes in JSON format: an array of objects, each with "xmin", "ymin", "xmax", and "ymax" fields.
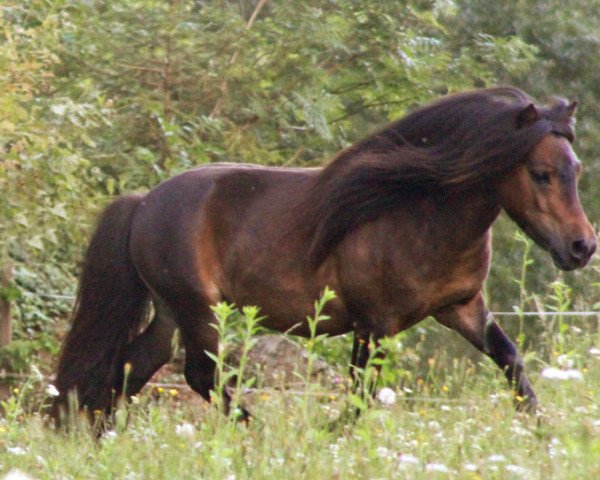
[{"xmin": 425, "ymin": 186, "xmax": 502, "ymax": 251}]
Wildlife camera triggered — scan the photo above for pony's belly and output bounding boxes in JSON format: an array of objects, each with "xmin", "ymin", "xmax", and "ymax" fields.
[
  {"xmin": 413, "ymin": 277, "xmax": 484, "ymax": 323},
  {"xmin": 356, "ymin": 270, "xmax": 486, "ymax": 337},
  {"xmin": 258, "ymin": 310, "xmax": 354, "ymax": 338},
  {"xmin": 221, "ymin": 248, "xmax": 351, "ymax": 338},
  {"xmin": 228, "ymin": 288, "xmax": 353, "ymax": 338}
]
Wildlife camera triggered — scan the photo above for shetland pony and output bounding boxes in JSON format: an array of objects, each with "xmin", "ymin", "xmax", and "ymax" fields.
[{"xmin": 53, "ymin": 87, "xmax": 596, "ymax": 422}]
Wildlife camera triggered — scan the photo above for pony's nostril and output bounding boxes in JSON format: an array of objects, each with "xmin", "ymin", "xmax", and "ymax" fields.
[{"xmin": 571, "ymin": 239, "xmax": 592, "ymax": 259}]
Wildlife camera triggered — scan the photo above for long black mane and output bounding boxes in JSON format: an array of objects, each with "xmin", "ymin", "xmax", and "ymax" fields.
[{"xmin": 302, "ymin": 87, "xmax": 577, "ymax": 266}]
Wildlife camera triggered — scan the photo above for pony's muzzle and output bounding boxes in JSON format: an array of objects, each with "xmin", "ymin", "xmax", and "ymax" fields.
[
  {"xmin": 547, "ymin": 227, "xmax": 596, "ymax": 271},
  {"xmin": 569, "ymin": 237, "xmax": 596, "ymax": 263},
  {"xmin": 554, "ymin": 233, "xmax": 597, "ymax": 270}
]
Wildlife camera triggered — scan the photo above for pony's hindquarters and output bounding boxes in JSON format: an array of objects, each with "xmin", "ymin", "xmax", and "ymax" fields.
[{"xmin": 52, "ymin": 195, "xmax": 150, "ymax": 424}]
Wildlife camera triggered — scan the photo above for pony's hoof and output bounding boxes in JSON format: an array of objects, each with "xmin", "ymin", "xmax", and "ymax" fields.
[
  {"xmin": 232, "ymin": 406, "xmax": 252, "ymax": 424},
  {"xmin": 515, "ymin": 394, "xmax": 539, "ymax": 414},
  {"xmin": 325, "ymin": 408, "xmax": 360, "ymax": 433}
]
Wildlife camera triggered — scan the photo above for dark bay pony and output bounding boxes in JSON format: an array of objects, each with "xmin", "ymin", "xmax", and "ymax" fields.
[{"xmin": 53, "ymin": 87, "xmax": 596, "ymax": 421}]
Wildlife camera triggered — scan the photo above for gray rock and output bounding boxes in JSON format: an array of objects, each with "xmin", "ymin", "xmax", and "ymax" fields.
[{"xmin": 227, "ymin": 334, "xmax": 345, "ymax": 389}]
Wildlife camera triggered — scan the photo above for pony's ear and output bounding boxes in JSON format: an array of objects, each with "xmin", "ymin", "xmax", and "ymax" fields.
[
  {"xmin": 517, "ymin": 103, "xmax": 540, "ymax": 127},
  {"xmin": 566, "ymin": 100, "xmax": 578, "ymax": 117}
]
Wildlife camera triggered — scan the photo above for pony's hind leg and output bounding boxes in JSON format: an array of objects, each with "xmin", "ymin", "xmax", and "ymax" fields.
[
  {"xmin": 176, "ymin": 302, "xmax": 250, "ymax": 421},
  {"xmin": 115, "ymin": 307, "xmax": 177, "ymax": 399}
]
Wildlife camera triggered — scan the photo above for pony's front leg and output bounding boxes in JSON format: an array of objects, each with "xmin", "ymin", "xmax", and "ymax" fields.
[
  {"xmin": 349, "ymin": 330, "xmax": 371, "ymax": 387},
  {"xmin": 331, "ymin": 330, "xmax": 384, "ymax": 427},
  {"xmin": 349, "ymin": 330, "xmax": 386, "ymax": 399},
  {"xmin": 434, "ymin": 292, "xmax": 538, "ymax": 412}
]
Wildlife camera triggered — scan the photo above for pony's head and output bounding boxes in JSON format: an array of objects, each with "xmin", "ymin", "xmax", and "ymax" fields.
[
  {"xmin": 302, "ymin": 87, "xmax": 596, "ymax": 269},
  {"xmin": 498, "ymin": 102, "xmax": 596, "ymax": 270}
]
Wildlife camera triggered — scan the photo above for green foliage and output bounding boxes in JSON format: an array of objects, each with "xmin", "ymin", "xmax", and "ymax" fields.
[
  {"xmin": 301, "ymin": 287, "xmax": 336, "ymax": 420},
  {"xmin": 452, "ymin": 0, "xmax": 600, "ymax": 308},
  {"xmin": 44, "ymin": 0, "xmax": 536, "ymax": 182},
  {"xmin": 2, "ymin": 305, "xmax": 600, "ymax": 478},
  {"xmin": 0, "ymin": 1, "xmax": 107, "ymax": 248},
  {"xmin": 1, "ymin": 1, "xmax": 109, "ymax": 356},
  {"xmin": 2, "ymin": 0, "xmax": 600, "ymax": 374},
  {"xmin": 208, "ymin": 302, "xmax": 263, "ymax": 421}
]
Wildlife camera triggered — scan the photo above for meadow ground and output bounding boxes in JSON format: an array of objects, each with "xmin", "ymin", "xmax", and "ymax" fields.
[{"xmin": 1, "ymin": 312, "xmax": 600, "ymax": 480}]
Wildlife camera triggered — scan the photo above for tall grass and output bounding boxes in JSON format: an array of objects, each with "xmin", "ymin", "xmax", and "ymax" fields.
[{"xmin": 2, "ymin": 255, "xmax": 600, "ymax": 479}]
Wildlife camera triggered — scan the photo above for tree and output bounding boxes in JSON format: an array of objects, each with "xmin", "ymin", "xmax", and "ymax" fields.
[{"xmin": 0, "ymin": 0, "xmax": 561, "ymax": 359}]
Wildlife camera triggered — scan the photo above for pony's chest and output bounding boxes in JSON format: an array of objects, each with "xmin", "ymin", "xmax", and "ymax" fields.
[
  {"xmin": 404, "ymin": 242, "xmax": 492, "ymax": 318},
  {"xmin": 337, "ymin": 227, "xmax": 492, "ymax": 326}
]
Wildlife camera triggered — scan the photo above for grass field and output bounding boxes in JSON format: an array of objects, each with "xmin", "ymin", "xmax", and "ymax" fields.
[{"xmin": 1, "ymin": 306, "xmax": 600, "ymax": 479}]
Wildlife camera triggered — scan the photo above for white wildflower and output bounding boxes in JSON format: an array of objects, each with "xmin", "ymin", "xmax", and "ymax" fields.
[
  {"xmin": 463, "ymin": 463, "xmax": 478, "ymax": 472},
  {"xmin": 440, "ymin": 404, "xmax": 451, "ymax": 412},
  {"xmin": 548, "ymin": 437, "xmax": 565, "ymax": 458},
  {"xmin": 557, "ymin": 355, "xmax": 574, "ymax": 369},
  {"xmin": 428, "ymin": 420, "xmax": 441, "ymax": 431},
  {"xmin": 510, "ymin": 423, "xmax": 533, "ymax": 438},
  {"xmin": 541, "ymin": 367, "xmax": 563, "ymax": 379},
  {"xmin": 397, "ymin": 454, "xmax": 419, "ymax": 465},
  {"xmin": 45, "ymin": 384, "xmax": 59, "ymax": 397},
  {"xmin": 175, "ymin": 422, "xmax": 195, "ymax": 437},
  {"xmin": 506, "ymin": 464, "xmax": 532, "ymax": 476},
  {"xmin": 7, "ymin": 446, "xmax": 28, "ymax": 456},
  {"xmin": 565, "ymin": 369, "xmax": 584, "ymax": 380},
  {"xmin": 541, "ymin": 367, "xmax": 583, "ymax": 381},
  {"xmin": 377, "ymin": 387, "xmax": 397, "ymax": 406},
  {"xmin": 329, "ymin": 443, "xmax": 340, "ymax": 458},
  {"xmin": 102, "ymin": 430, "xmax": 117, "ymax": 441},
  {"xmin": 375, "ymin": 446, "xmax": 390, "ymax": 458},
  {"xmin": 425, "ymin": 463, "xmax": 450, "ymax": 473},
  {"xmin": 488, "ymin": 454, "xmax": 507, "ymax": 463},
  {"xmin": 588, "ymin": 347, "xmax": 600, "ymax": 357},
  {"xmin": 2, "ymin": 470, "xmax": 35, "ymax": 480},
  {"xmin": 124, "ymin": 473, "xmax": 141, "ymax": 480}
]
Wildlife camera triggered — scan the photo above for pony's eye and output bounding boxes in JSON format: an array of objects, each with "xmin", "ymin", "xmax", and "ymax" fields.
[{"xmin": 530, "ymin": 171, "xmax": 551, "ymax": 185}]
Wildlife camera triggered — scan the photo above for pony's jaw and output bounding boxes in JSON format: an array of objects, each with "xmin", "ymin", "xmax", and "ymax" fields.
[{"xmin": 509, "ymin": 211, "xmax": 596, "ymax": 270}]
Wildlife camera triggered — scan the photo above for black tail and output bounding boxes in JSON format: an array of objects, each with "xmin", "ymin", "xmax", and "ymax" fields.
[{"xmin": 54, "ymin": 195, "xmax": 149, "ymax": 415}]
